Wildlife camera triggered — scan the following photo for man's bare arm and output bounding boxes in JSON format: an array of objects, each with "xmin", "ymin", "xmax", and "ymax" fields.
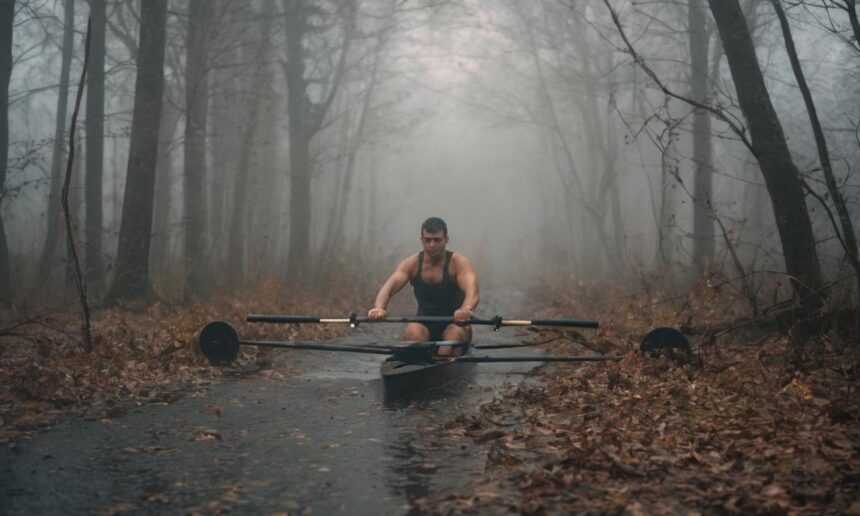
[
  {"xmin": 368, "ymin": 257, "xmax": 416, "ymax": 320},
  {"xmin": 453, "ymin": 255, "xmax": 480, "ymax": 323}
]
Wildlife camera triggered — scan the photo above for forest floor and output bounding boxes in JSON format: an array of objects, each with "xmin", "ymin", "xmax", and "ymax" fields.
[
  {"xmin": 415, "ymin": 281, "xmax": 860, "ymax": 514},
  {"xmin": 0, "ymin": 281, "xmax": 359, "ymax": 444},
  {"xmin": 1, "ymin": 279, "xmax": 859, "ymax": 514}
]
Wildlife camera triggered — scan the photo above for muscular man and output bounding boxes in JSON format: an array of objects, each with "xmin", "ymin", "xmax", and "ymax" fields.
[{"xmin": 368, "ymin": 217, "xmax": 479, "ymax": 355}]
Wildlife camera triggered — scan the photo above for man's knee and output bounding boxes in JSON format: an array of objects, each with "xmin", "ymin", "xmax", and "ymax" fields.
[
  {"xmin": 404, "ymin": 323, "xmax": 430, "ymax": 341},
  {"xmin": 442, "ymin": 324, "xmax": 471, "ymax": 343}
]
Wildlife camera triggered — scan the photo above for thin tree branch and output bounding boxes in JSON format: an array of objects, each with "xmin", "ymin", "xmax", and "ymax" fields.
[
  {"xmin": 600, "ymin": 0, "xmax": 756, "ymax": 155},
  {"xmin": 61, "ymin": 18, "xmax": 93, "ymax": 352}
]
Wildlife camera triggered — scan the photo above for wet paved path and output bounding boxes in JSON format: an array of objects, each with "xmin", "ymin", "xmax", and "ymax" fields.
[{"xmin": 0, "ymin": 303, "xmax": 545, "ymax": 514}]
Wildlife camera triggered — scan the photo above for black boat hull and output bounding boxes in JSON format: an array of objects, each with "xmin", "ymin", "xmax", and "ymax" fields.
[{"xmin": 381, "ymin": 355, "xmax": 476, "ymax": 402}]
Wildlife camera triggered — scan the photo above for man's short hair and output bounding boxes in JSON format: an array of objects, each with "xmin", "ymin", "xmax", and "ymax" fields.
[{"xmin": 421, "ymin": 217, "xmax": 448, "ymax": 236}]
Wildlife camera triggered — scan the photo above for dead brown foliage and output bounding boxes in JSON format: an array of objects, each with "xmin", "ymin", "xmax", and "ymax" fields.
[
  {"xmin": 418, "ymin": 280, "xmax": 860, "ymax": 514},
  {"xmin": 0, "ymin": 280, "xmax": 365, "ymax": 443}
]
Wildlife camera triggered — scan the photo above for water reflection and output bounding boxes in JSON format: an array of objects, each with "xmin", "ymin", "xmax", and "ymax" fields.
[
  {"xmin": 380, "ymin": 378, "xmax": 483, "ymax": 511},
  {"xmin": 385, "ymin": 427, "xmax": 433, "ymax": 504}
]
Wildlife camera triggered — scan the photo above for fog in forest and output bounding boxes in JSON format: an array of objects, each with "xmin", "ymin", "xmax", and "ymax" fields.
[{"xmin": 1, "ymin": 0, "xmax": 858, "ymax": 312}]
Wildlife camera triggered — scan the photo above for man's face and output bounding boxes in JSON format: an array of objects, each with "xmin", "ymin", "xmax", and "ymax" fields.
[{"xmin": 420, "ymin": 229, "xmax": 448, "ymax": 258}]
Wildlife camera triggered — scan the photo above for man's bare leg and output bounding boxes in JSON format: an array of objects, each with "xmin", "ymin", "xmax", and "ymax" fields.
[
  {"xmin": 404, "ymin": 322, "xmax": 430, "ymax": 341},
  {"xmin": 438, "ymin": 324, "xmax": 471, "ymax": 356}
]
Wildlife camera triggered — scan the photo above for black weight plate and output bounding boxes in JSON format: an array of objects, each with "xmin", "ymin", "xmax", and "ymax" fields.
[
  {"xmin": 199, "ymin": 321, "xmax": 240, "ymax": 365},
  {"xmin": 640, "ymin": 327, "xmax": 691, "ymax": 355}
]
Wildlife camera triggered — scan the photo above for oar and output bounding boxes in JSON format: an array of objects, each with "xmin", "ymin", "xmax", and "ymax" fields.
[
  {"xmin": 455, "ymin": 355, "xmax": 620, "ymax": 363},
  {"xmin": 198, "ymin": 321, "xmax": 399, "ymax": 364},
  {"xmin": 474, "ymin": 335, "xmax": 563, "ymax": 350},
  {"xmin": 199, "ymin": 321, "xmax": 473, "ymax": 365},
  {"xmin": 246, "ymin": 313, "xmax": 599, "ymax": 330},
  {"xmin": 473, "ymin": 343, "xmax": 540, "ymax": 350},
  {"xmin": 468, "ymin": 327, "xmax": 694, "ymax": 361},
  {"xmin": 241, "ymin": 340, "xmax": 395, "ymax": 355}
]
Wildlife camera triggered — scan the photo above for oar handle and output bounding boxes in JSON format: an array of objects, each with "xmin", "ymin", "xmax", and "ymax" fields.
[{"xmin": 246, "ymin": 313, "xmax": 599, "ymax": 330}]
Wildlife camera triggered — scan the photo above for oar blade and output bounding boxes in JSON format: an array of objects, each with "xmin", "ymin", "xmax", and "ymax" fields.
[
  {"xmin": 199, "ymin": 321, "xmax": 240, "ymax": 365},
  {"xmin": 640, "ymin": 327, "xmax": 691, "ymax": 356},
  {"xmin": 524, "ymin": 318, "xmax": 599, "ymax": 328}
]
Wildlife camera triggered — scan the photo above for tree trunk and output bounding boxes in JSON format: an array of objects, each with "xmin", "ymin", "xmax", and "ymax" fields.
[
  {"xmin": 689, "ymin": 0, "xmax": 715, "ymax": 281},
  {"xmin": 227, "ymin": 0, "xmax": 274, "ymax": 286},
  {"xmin": 0, "ymin": 0, "xmax": 14, "ymax": 304},
  {"xmin": 707, "ymin": 0, "xmax": 824, "ymax": 314},
  {"xmin": 150, "ymin": 104, "xmax": 181, "ymax": 284},
  {"xmin": 595, "ymin": 87, "xmax": 626, "ymax": 275},
  {"xmin": 770, "ymin": 0, "xmax": 860, "ymax": 313},
  {"xmin": 184, "ymin": 0, "xmax": 210, "ymax": 298},
  {"xmin": 38, "ymin": 0, "xmax": 75, "ymax": 286},
  {"xmin": 607, "ymin": 159, "xmax": 625, "ymax": 272},
  {"xmin": 657, "ymin": 139, "xmax": 679, "ymax": 270},
  {"xmin": 64, "ymin": 140, "xmax": 84, "ymax": 289},
  {"xmin": 286, "ymin": 131, "xmax": 312, "ymax": 281},
  {"xmin": 248, "ymin": 76, "xmax": 280, "ymax": 283},
  {"xmin": 521, "ymin": 6, "xmax": 622, "ymax": 276},
  {"xmin": 85, "ymin": 0, "xmax": 106, "ymax": 290},
  {"xmin": 366, "ymin": 148, "xmax": 378, "ymax": 267},
  {"xmin": 105, "ymin": 0, "xmax": 168, "ymax": 303},
  {"xmin": 284, "ymin": 4, "xmax": 312, "ymax": 282},
  {"xmin": 282, "ymin": 0, "xmax": 354, "ymax": 282},
  {"xmin": 847, "ymin": 0, "xmax": 860, "ymax": 52},
  {"xmin": 327, "ymin": 45, "xmax": 381, "ymax": 264},
  {"xmin": 320, "ymin": 95, "xmax": 349, "ymax": 266}
]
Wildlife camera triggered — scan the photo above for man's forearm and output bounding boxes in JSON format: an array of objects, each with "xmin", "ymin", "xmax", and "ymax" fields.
[
  {"xmin": 373, "ymin": 285, "xmax": 392, "ymax": 310},
  {"xmin": 460, "ymin": 292, "xmax": 479, "ymax": 312}
]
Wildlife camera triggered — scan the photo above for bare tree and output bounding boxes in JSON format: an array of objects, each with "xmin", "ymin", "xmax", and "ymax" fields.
[
  {"xmin": 771, "ymin": 0, "xmax": 860, "ymax": 317},
  {"xmin": 62, "ymin": 17, "xmax": 93, "ymax": 351},
  {"xmin": 466, "ymin": 1, "xmax": 629, "ymax": 277},
  {"xmin": 105, "ymin": 0, "xmax": 168, "ymax": 303},
  {"xmin": 707, "ymin": 0, "xmax": 825, "ymax": 315},
  {"xmin": 226, "ymin": 0, "xmax": 275, "ymax": 286},
  {"xmin": 318, "ymin": 31, "xmax": 385, "ymax": 278},
  {"xmin": 84, "ymin": 0, "xmax": 106, "ymax": 290},
  {"xmin": 282, "ymin": 0, "xmax": 355, "ymax": 281},
  {"xmin": 0, "ymin": 0, "xmax": 14, "ymax": 304},
  {"xmin": 601, "ymin": 0, "xmax": 826, "ymax": 317},
  {"xmin": 657, "ymin": 127, "xmax": 681, "ymax": 269},
  {"xmin": 789, "ymin": 0, "xmax": 860, "ymax": 54},
  {"xmin": 183, "ymin": 0, "xmax": 211, "ymax": 298},
  {"xmin": 689, "ymin": 0, "xmax": 715, "ymax": 280},
  {"xmin": 37, "ymin": 0, "xmax": 75, "ymax": 286}
]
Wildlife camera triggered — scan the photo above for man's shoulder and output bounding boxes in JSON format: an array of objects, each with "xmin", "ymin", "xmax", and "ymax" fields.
[
  {"xmin": 449, "ymin": 252, "xmax": 474, "ymax": 268},
  {"xmin": 398, "ymin": 253, "xmax": 420, "ymax": 269}
]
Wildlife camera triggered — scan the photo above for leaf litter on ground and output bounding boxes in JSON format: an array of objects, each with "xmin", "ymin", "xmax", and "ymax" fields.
[
  {"xmin": 0, "ymin": 281, "xmax": 362, "ymax": 443},
  {"xmin": 413, "ymin": 280, "xmax": 860, "ymax": 514}
]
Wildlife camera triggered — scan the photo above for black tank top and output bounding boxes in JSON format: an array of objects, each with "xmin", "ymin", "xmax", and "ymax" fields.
[{"xmin": 410, "ymin": 251, "xmax": 464, "ymax": 316}]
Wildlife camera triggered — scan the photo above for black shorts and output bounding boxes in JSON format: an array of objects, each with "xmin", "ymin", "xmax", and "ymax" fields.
[{"xmin": 421, "ymin": 321, "xmax": 449, "ymax": 342}]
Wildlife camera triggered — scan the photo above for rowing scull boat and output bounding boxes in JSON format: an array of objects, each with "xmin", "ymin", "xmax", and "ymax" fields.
[{"xmin": 380, "ymin": 341, "xmax": 476, "ymax": 402}]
